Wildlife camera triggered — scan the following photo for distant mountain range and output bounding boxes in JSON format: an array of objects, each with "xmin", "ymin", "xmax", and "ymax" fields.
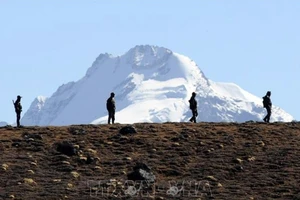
[
  {"xmin": 21, "ymin": 45, "xmax": 293, "ymax": 126},
  {"xmin": 0, "ymin": 121, "xmax": 8, "ymax": 127}
]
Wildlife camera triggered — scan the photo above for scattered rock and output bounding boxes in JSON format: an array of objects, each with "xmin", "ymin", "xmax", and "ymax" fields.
[
  {"xmin": 2, "ymin": 163, "xmax": 8, "ymax": 171},
  {"xmin": 69, "ymin": 127, "xmax": 86, "ymax": 135},
  {"xmin": 9, "ymin": 194, "xmax": 15, "ymax": 199},
  {"xmin": 62, "ymin": 161, "xmax": 71, "ymax": 165},
  {"xmin": 22, "ymin": 132, "xmax": 43, "ymax": 140},
  {"xmin": 204, "ymin": 149, "xmax": 211, "ymax": 154},
  {"xmin": 24, "ymin": 178, "xmax": 37, "ymax": 185},
  {"xmin": 87, "ymin": 148, "xmax": 97, "ymax": 154},
  {"xmin": 234, "ymin": 158, "xmax": 243, "ymax": 164},
  {"xmin": 86, "ymin": 155, "xmax": 95, "ymax": 164},
  {"xmin": 173, "ymin": 142, "xmax": 180, "ymax": 146},
  {"xmin": 94, "ymin": 166, "xmax": 102, "ymax": 170},
  {"xmin": 256, "ymin": 140, "xmax": 265, "ymax": 147},
  {"xmin": 73, "ymin": 145, "xmax": 80, "ymax": 149},
  {"xmin": 78, "ymin": 155, "xmax": 95, "ymax": 164},
  {"xmin": 119, "ymin": 125, "xmax": 137, "ymax": 135},
  {"xmin": 67, "ymin": 183, "xmax": 73, "ymax": 190},
  {"xmin": 56, "ymin": 141, "xmax": 77, "ymax": 156},
  {"xmin": 199, "ymin": 141, "xmax": 205, "ymax": 146},
  {"xmin": 248, "ymin": 156, "xmax": 256, "ymax": 162},
  {"xmin": 206, "ymin": 176, "xmax": 218, "ymax": 182},
  {"xmin": 127, "ymin": 162, "xmax": 156, "ymax": 183},
  {"xmin": 71, "ymin": 171, "xmax": 80, "ymax": 178},
  {"xmin": 125, "ymin": 157, "xmax": 132, "ymax": 161},
  {"xmin": 79, "ymin": 156, "xmax": 87, "ymax": 162}
]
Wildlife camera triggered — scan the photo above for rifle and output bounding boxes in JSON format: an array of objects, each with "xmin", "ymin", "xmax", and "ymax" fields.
[{"xmin": 12, "ymin": 100, "xmax": 16, "ymax": 110}]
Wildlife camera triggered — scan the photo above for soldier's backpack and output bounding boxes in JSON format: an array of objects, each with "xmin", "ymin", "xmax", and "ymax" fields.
[{"xmin": 262, "ymin": 96, "xmax": 268, "ymax": 108}]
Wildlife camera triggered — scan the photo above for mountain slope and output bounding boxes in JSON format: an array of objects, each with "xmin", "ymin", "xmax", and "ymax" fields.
[
  {"xmin": 1, "ymin": 122, "xmax": 300, "ymax": 199},
  {"xmin": 0, "ymin": 121, "xmax": 8, "ymax": 127},
  {"xmin": 21, "ymin": 45, "xmax": 293, "ymax": 126}
]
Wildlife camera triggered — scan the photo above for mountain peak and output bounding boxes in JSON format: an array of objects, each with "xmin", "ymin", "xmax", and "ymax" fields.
[
  {"xmin": 21, "ymin": 45, "xmax": 294, "ymax": 126},
  {"xmin": 127, "ymin": 45, "xmax": 172, "ymax": 54},
  {"xmin": 125, "ymin": 45, "xmax": 172, "ymax": 68}
]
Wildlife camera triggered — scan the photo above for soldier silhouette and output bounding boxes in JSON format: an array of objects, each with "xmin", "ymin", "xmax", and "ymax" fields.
[
  {"xmin": 13, "ymin": 95, "xmax": 22, "ymax": 127},
  {"xmin": 262, "ymin": 91, "xmax": 272, "ymax": 123},
  {"xmin": 189, "ymin": 92, "xmax": 198, "ymax": 123},
  {"xmin": 106, "ymin": 92, "xmax": 116, "ymax": 124}
]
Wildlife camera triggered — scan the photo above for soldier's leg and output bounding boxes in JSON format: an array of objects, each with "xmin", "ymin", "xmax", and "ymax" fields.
[
  {"xmin": 189, "ymin": 109, "xmax": 194, "ymax": 122},
  {"xmin": 112, "ymin": 111, "xmax": 115, "ymax": 124},
  {"xmin": 16, "ymin": 113, "xmax": 20, "ymax": 127},
  {"xmin": 108, "ymin": 111, "xmax": 111, "ymax": 124},
  {"xmin": 192, "ymin": 110, "xmax": 197, "ymax": 123},
  {"xmin": 266, "ymin": 107, "xmax": 271, "ymax": 122},
  {"xmin": 263, "ymin": 108, "xmax": 267, "ymax": 122}
]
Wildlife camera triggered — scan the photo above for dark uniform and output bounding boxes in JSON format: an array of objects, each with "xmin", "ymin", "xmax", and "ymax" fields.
[
  {"xmin": 13, "ymin": 95, "xmax": 22, "ymax": 127},
  {"xmin": 106, "ymin": 92, "xmax": 116, "ymax": 124},
  {"xmin": 263, "ymin": 91, "xmax": 272, "ymax": 123},
  {"xmin": 189, "ymin": 92, "xmax": 198, "ymax": 123}
]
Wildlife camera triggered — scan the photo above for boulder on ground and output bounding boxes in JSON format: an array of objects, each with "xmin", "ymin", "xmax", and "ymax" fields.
[
  {"xmin": 127, "ymin": 162, "xmax": 156, "ymax": 183},
  {"xmin": 119, "ymin": 126, "xmax": 137, "ymax": 135},
  {"xmin": 55, "ymin": 141, "xmax": 76, "ymax": 156}
]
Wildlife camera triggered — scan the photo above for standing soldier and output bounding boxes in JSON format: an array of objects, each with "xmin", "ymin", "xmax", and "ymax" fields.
[
  {"xmin": 13, "ymin": 95, "xmax": 22, "ymax": 127},
  {"xmin": 106, "ymin": 92, "xmax": 116, "ymax": 124},
  {"xmin": 262, "ymin": 91, "xmax": 272, "ymax": 123},
  {"xmin": 189, "ymin": 92, "xmax": 198, "ymax": 123}
]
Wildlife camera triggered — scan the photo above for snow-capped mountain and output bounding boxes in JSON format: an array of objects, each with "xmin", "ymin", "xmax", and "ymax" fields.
[
  {"xmin": 21, "ymin": 45, "xmax": 293, "ymax": 126},
  {"xmin": 0, "ymin": 121, "xmax": 8, "ymax": 127},
  {"xmin": 21, "ymin": 96, "xmax": 48, "ymax": 125}
]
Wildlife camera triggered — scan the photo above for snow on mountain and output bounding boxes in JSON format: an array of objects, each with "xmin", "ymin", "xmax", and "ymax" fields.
[
  {"xmin": 0, "ymin": 121, "xmax": 8, "ymax": 127},
  {"xmin": 21, "ymin": 96, "xmax": 48, "ymax": 125},
  {"xmin": 21, "ymin": 45, "xmax": 293, "ymax": 126}
]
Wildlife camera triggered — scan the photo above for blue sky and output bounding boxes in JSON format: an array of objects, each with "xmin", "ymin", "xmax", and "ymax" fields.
[{"xmin": 0, "ymin": 0, "xmax": 299, "ymax": 124}]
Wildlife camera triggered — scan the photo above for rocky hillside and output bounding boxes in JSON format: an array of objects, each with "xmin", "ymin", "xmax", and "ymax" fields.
[{"xmin": 1, "ymin": 122, "xmax": 300, "ymax": 200}]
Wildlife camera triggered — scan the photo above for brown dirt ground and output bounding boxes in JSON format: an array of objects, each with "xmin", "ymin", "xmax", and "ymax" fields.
[{"xmin": 1, "ymin": 122, "xmax": 300, "ymax": 200}]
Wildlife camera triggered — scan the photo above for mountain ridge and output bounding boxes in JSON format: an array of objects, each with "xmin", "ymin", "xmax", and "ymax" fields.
[{"xmin": 21, "ymin": 45, "xmax": 293, "ymax": 126}]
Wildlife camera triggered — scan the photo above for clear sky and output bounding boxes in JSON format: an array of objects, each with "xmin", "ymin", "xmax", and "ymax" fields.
[{"xmin": 0, "ymin": 0, "xmax": 299, "ymax": 124}]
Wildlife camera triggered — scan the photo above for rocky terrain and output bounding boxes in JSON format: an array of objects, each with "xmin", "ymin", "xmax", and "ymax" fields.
[{"xmin": 1, "ymin": 122, "xmax": 300, "ymax": 200}]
